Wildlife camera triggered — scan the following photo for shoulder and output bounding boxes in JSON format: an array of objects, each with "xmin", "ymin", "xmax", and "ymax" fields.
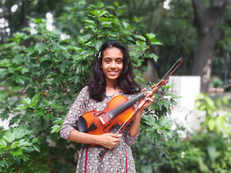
[
  {"xmin": 76, "ymin": 86, "xmax": 90, "ymax": 99},
  {"xmin": 80, "ymin": 86, "xmax": 89, "ymax": 93}
]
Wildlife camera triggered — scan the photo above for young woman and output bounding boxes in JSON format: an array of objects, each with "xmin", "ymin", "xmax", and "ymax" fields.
[{"xmin": 60, "ymin": 40, "xmax": 154, "ymax": 173}]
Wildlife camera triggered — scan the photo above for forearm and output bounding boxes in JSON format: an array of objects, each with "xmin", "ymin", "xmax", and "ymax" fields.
[
  {"xmin": 129, "ymin": 108, "xmax": 144, "ymax": 137},
  {"xmin": 69, "ymin": 129, "xmax": 100, "ymax": 145},
  {"xmin": 69, "ymin": 129, "xmax": 121, "ymax": 149},
  {"xmin": 129, "ymin": 90, "xmax": 155, "ymax": 137}
]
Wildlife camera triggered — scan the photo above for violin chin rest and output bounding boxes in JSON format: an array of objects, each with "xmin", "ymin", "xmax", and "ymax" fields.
[{"xmin": 77, "ymin": 116, "xmax": 87, "ymax": 132}]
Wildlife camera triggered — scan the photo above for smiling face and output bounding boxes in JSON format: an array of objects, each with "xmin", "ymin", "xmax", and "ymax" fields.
[{"xmin": 101, "ymin": 47, "xmax": 124, "ymax": 84}]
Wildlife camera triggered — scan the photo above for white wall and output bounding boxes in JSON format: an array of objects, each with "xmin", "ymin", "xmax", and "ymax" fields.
[{"xmin": 168, "ymin": 76, "xmax": 204, "ymax": 134}]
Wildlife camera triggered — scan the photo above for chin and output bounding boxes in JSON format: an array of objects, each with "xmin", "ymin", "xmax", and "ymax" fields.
[
  {"xmin": 108, "ymin": 77, "xmax": 118, "ymax": 80},
  {"xmin": 107, "ymin": 76, "xmax": 120, "ymax": 80}
]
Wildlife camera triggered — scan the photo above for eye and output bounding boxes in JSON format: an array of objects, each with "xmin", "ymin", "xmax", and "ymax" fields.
[
  {"xmin": 103, "ymin": 57, "xmax": 111, "ymax": 63},
  {"xmin": 116, "ymin": 58, "xmax": 123, "ymax": 63}
]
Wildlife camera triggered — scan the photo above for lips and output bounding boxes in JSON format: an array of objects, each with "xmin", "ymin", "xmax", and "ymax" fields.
[{"xmin": 108, "ymin": 71, "xmax": 119, "ymax": 76}]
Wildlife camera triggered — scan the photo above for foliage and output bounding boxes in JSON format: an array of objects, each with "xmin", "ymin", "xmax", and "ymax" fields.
[
  {"xmin": 99, "ymin": 0, "xmax": 231, "ymax": 89},
  {"xmin": 133, "ymin": 115, "xmax": 174, "ymax": 173},
  {"xmin": 134, "ymin": 94, "xmax": 231, "ymax": 173},
  {"xmin": 0, "ymin": 19, "xmax": 80, "ymax": 172},
  {"xmin": 0, "ymin": 0, "xmax": 68, "ymax": 42},
  {"xmin": 0, "ymin": 1, "xmax": 161, "ymax": 172},
  {"xmin": 0, "ymin": 127, "xmax": 42, "ymax": 173},
  {"xmin": 100, "ymin": 0, "xmax": 197, "ymax": 76},
  {"xmin": 133, "ymin": 86, "xmax": 177, "ymax": 173},
  {"xmin": 168, "ymin": 95, "xmax": 231, "ymax": 173},
  {"xmin": 196, "ymin": 94, "xmax": 231, "ymax": 135},
  {"xmin": 214, "ymin": 23, "xmax": 231, "ymax": 83},
  {"xmin": 164, "ymin": 131, "xmax": 231, "ymax": 173},
  {"xmin": 2, "ymin": 0, "xmax": 231, "ymax": 85},
  {"xmin": 210, "ymin": 76, "xmax": 225, "ymax": 88},
  {"xmin": 57, "ymin": 1, "xmax": 161, "ymax": 82}
]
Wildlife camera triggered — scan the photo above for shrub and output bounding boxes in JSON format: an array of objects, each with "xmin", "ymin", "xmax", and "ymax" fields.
[{"xmin": 133, "ymin": 94, "xmax": 231, "ymax": 173}]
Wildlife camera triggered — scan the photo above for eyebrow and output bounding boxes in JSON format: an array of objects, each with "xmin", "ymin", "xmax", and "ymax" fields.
[{"xmin": 103, "ymin": 56, "xmax": 123, "ymax": 59}]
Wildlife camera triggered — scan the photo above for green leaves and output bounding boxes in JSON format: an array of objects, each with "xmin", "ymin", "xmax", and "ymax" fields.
[
  {"xmin": 145, "ymin": 33, "xmax": 162, "ymax": 45},
  {"xmin": 0, "ymin": 127, "xmax": 40, "ymax": 172},
  {"xmin": 51, "ymin": 118, "xmax": 63, "ymax": 134},
  {"xmin": 207, "ymin": 145, "xmax": 219, "ymax": 162},
  {"xmin": 59, "ymin": 0, "xmax": 161, "ymax": 69},
  {"xmin": 0, "ymin": 59, "xmax": 11, "ymax": 67},
  {"xmin": 195, "ymin": 94, "xmax": 231, "ymax": 135},
  {"xmin": 35, "ymin": 42, "xmax": 48, "ymax": 54},
  {"xmin": 133, "ymin": 85, "xmax": 176, "ymax": 172},
  {"xmin": 0, "ymin": 127, "xmax": 40, "ymax": 157},
  {"xmin": 16, "ymin": 93, "xmax": 40, "ymax": 110},
  {"xmin": 134, "ymin": 89, "xmax": 231, "ymax": 172},
  {"xmin": 146, "ymin": 53, "xmax": 158, "ymax": 61}
]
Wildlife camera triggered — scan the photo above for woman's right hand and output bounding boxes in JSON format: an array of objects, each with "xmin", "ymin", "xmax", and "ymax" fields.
[{"xmin": 97, "ymin": 133, "xmax": 121, "ymax": 149}]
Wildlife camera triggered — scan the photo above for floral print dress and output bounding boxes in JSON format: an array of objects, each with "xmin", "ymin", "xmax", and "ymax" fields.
[{"xmin": 60, "ymin": 86, "xmax": 140, "ymax": 173}]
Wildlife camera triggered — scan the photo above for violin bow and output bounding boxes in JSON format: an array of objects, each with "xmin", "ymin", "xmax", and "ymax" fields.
[
  {"xmin": 137, "ymin": 57, "xmax": 183, "ymax": 111},
  {"xmin": 151, "ymin": 57, "xmax": 183, "ymax": 90}
]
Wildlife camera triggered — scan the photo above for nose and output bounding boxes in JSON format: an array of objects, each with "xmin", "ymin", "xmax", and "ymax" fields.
[{"xmin": 110, "ymin": 60, "xmax": 117, "ymax": 68}]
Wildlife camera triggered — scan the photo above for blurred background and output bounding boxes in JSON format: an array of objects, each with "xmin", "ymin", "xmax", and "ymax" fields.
[{"xmin": 0, "ymin": 0, "xmax": 231, "ymax": 172}]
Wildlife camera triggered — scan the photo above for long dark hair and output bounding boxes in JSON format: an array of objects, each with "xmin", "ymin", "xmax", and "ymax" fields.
[{"xmin": 87, "ymin": 40, "xmax": 141, "ymax": 101}]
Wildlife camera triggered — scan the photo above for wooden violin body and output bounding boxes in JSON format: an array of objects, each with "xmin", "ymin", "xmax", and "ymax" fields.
[{"xmin": 77, "ymin": 94, "xmax": 143, "ymax": 135}]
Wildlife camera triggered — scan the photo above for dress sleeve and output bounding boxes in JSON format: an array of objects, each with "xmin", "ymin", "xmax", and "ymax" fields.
[{"xmin": 60, "ymin": 86, "xmax": 89, "ymax": 140}]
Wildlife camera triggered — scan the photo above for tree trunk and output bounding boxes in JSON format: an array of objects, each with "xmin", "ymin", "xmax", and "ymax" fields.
[
  {"xmin": 191, "ymin": 0, "xmax": 229, "ymax": 92},
  {"xmin": 227, "ymin": 53, "xmax": 231, "ymax": 81}
]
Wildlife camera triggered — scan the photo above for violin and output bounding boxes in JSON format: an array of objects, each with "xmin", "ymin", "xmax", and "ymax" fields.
[{"xmin": 77, "ymin": 58, "xmax": 183, "ymax": 135}]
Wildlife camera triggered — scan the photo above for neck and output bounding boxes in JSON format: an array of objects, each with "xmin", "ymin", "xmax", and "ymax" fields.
[
  {"xmin": 105, "ymin": 79, "xmax": 120, "ymax": 96},
  {"xmin": 106, "ymin": 79, "xmax": 117, "ymax": 89}
]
